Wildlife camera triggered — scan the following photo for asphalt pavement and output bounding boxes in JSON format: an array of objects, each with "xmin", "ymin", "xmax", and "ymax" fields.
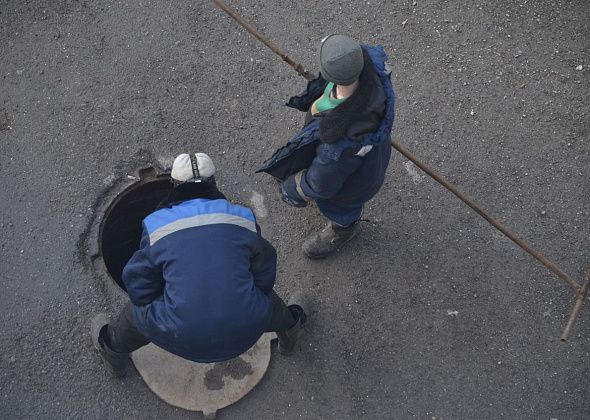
[{"xmin": 0, "ymin": 0, "xmax": 588, "ymax": 419}]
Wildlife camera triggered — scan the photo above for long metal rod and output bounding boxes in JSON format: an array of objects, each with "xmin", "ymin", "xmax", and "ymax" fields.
[
  {"xmin": 560, "ymin": 270, "xmax": 590, "ymax": 341},
  {"xmin": 212, "ymin": 0, "xmax": 315, "ymax": 81},
  {"xmin": 392, "ymin": 141, "xmax": 581, "ymax": 295}
]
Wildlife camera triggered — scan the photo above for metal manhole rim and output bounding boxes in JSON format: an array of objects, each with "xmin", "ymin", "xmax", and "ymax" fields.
[
  {"xmin": 87, "ymin": 164, "xmax": 171, "ymax": 303},
  {"xmin": 97, "ymin": 172, "xmax": 171, "ymax": 265}
]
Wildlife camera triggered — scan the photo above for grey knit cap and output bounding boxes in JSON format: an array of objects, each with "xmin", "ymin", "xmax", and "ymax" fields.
[{"xmin": 318, "ymin": 34, "xmax": 364, "ymax": 85}]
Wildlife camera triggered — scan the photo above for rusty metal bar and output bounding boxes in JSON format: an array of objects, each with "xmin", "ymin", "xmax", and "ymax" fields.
[
  {"xmin": 211, "ymin": 0, "xmax": 315, "ymax": 81},
  {"xmin": 560, "ymin": 270, "xmax": 590, "ymax": 341},
  {"xmin": 392, "ymin": 140, "xmax": 581, "ymax": 295}
]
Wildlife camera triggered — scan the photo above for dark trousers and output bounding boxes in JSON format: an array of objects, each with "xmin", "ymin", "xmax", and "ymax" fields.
[
  {"xmin": 106, "ymin": 302, "xmax": 150, "ymax": 354},
  {"xmin": 316, "ymin": 198, "xmax": 364, "ymax": 226},
  {"xmin": 266, "ymin": 291, "xmax": 298, "ymax": 332},
  {"xmin": 106, "ymin": 291, "xmax": 296, "ymax": 354}
]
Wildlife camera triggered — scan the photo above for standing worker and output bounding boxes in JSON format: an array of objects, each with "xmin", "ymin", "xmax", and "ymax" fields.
[
  {"xmin": 92, "ymin": 153, "xmax": 308, "ymax": 376},
  {"xmin": 259, "ymin": 34, "xmax": 395, "ymax": 259}
]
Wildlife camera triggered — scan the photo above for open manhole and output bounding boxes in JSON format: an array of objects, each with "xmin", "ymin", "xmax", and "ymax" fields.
[{"xmin": 99, "ymin": 175, "xmax": 173, "ymax": 291}]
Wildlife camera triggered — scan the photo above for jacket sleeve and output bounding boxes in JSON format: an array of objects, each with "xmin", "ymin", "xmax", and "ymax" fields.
[
  {"xmin": 250, "ymin": 234, "xmax": 277, "ymax": 294},
  {"xmin": 281, "ymin": 144, "xmax": 364, "ymax": 203},
  {"xmin": 122, "ymin": 226, "xmax": 164, "ymax": 306}
]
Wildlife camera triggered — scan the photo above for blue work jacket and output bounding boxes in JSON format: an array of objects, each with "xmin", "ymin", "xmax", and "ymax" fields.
[{"xmin": 122, "ymin": 187, "xmax": 275, "ymax": 363}]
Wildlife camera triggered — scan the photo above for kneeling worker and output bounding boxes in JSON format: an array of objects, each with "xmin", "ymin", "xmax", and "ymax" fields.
[{"xmin": 92, "ymin": 152, "xmax": 307, "ymax": 376}]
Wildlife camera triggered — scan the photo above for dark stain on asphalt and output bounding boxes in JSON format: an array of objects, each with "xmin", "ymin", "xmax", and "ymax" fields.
[
  {"xmin": 0, "ymin": 111, "xmax": 9, "ymax": 130},
  {"xmin": 204, "ymin": 357, "xmax": 253, "ymax": 390}
]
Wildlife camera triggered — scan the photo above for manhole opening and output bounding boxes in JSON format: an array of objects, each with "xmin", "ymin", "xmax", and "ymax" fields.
[{"xmin": 100, "ymin": 176, "xmax": 173, "ymax": 291}]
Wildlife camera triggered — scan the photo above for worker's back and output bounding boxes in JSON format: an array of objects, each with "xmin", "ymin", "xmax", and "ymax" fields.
[{"xmin": 123, "ymin": 196, "xmax": 274, "ymax": 363}]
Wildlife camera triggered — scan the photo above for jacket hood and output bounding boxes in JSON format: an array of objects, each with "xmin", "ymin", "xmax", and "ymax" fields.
[
  {"xmin": 319, "ymin": 47, "xmax": 387, "ymax": 144},
  {"xmin": 338, "ymin": 44, "xmax": 395, "ymax": 149}
]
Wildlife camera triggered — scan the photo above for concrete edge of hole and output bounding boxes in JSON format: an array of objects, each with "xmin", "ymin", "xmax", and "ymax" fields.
[{"xmin": 85, "ymin": 162, "xmax": 170, "ymax": 308}]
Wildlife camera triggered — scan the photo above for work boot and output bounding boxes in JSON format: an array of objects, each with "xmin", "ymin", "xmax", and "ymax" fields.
[
  {"xmin": 302, "ymin": 221, "xmax": 361, "ymax": 259},
  {"xmin": 278, "ymin": 291, "xmax": 308, "ymax": 355},
  {"xmin": 91, "ymin": 313, "xmax": 129, "ymax": 378}
]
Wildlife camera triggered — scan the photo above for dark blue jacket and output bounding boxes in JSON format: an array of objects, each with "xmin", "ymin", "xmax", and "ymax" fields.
[
  {"xmin": 122, "ymin": 183, "xmax": 275, "ymax": 363},
  {"xmin": 258, "ymin": 45, "xmax": 395, "ymax": 212}
]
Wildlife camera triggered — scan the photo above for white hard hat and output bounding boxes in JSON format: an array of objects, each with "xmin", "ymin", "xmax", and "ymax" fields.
[{"xmin": 171, "ymin": 153, "xmax": 216, "ymax": 182}]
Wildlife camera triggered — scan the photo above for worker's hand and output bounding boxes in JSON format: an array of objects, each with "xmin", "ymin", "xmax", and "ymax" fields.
[{"xmin": 280, "ymin": 174, "xmax": 308, "ymax": 208}]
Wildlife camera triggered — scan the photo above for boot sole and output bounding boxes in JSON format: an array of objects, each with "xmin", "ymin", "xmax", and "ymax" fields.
[
  {"xmin": 90, "ymin": 313, "xmax": 108, "ymax": 351},
  {"xmin": 287, "ymin": 291, "xmax": 309, "ymax": 317},
  {"xmin": 90, "ymin": 313, "xmax": 127, "ymax": 378}
]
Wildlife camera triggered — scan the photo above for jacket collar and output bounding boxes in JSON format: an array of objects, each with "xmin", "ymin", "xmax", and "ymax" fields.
[{"xmin": 157, "ymin": 181, "xmax": 226, "ymax": 209}]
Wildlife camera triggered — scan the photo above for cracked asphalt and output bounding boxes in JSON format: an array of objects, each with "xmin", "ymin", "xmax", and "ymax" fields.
[{"xmin": 1, "ymin": 0, "xmax": 588, "ymax": 419}]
